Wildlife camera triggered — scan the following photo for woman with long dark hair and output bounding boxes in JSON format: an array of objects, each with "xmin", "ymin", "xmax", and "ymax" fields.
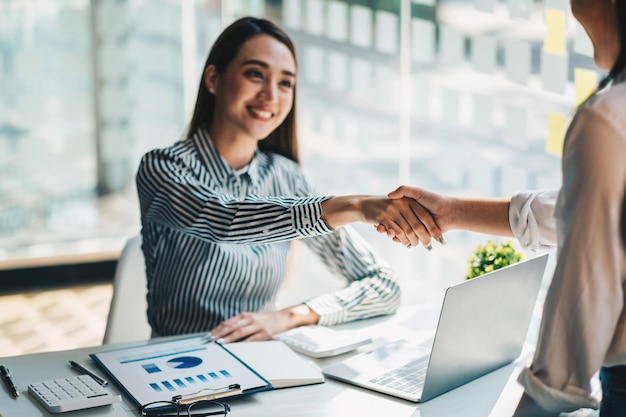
[
  {"xmin": 383, "ymin": 1, "xmax": 626, "ymax": 415},
  {"xmin": 136, "ymin": 17, "xmax": 438, "ymax": 343}
]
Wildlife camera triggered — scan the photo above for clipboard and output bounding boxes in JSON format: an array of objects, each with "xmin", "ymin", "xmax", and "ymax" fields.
[{"xmin": 90, "ymin": 336, "xmax": 271, "ymax": 408}]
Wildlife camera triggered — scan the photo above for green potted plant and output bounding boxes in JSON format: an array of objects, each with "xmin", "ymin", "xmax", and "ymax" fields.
[{"xmin": 465, "ymin": 240, "xmax": 525, "ymax": 280}]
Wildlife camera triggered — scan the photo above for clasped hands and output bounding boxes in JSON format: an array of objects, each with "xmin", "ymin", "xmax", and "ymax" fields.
[{"xmin": 367, "ymin": 185, "xmax": 451, "ymax": 250}]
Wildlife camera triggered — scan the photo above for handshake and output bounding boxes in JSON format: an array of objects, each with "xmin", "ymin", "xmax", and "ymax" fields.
[
  {"xmin": 322, "ymin": 186, "xmax": 457, "ymax": 250},
  {"xmin": 366, "ymin": 186, "xmax": 450, "ymax": 250},
  {"xmin": 322, "ymin": 185, "xmax": 511, "ymax": 250}
]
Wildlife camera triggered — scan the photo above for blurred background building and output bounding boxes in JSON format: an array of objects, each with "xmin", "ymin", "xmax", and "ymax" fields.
[{"xmin": 0, "ymin": 0, "xmax": 599, "ymax": 353}]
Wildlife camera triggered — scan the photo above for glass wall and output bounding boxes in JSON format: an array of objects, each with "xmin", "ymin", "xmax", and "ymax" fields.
[{"xmin": 0, "ymin": 0, "xmax": 599, "ymax": 302}]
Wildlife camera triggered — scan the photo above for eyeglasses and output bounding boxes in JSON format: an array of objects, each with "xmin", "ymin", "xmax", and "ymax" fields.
[{"xmin": 139, "ymin": 399, "xmax": 230, "ymax": 417}]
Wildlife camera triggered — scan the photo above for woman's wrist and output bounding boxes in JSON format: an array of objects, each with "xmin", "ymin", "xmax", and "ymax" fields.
[
  {"xmin": 285, "ymin": 304, "xmax": 320, "ymax": 329},
  {"xmin": 320, "ymin": 196, "xmax": 363, "ymax": 229},
  {"xmin": 441, "ymin": 196, "xmax": 461, "ymax": 231}
]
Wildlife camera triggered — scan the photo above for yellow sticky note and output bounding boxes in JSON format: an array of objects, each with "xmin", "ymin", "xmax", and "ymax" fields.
[
  {"xmin": 544, "ymin": 8, "xmax": 566, "ymax": 56},
  {"xmin": 574, "ymin": 68, "xmax": 598, "ymax": 108},
  {"xmin": 546, "ymin": 112, "xmax": 568, "ymax": 157}
]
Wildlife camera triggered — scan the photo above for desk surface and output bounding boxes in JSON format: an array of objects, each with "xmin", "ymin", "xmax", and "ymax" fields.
[{"xmin": 0, "ymin": 306, "xmax": 539, "ymax": 417}]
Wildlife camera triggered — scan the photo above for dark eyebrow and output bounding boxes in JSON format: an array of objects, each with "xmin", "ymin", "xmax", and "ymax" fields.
[{"xmin": 241, "ymin": 59, "xmax": 296, "ymax": 78}]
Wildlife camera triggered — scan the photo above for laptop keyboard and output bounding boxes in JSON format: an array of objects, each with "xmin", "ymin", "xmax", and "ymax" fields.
[{"xmin": 369, "ymin": 356, "xmax": 429, "ymax": 394}]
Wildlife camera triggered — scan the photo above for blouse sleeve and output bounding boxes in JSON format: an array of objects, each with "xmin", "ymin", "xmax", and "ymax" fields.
[
  {"xmin": 509, "ymin": 190, "xmax": 558, "ymax": 251},
  {"xmin": 517, "ymin": 100, "xmax": 626, "ymax": 413},
  {"xmin": 136, "ymin": 148, "xmax": 334, "ymax": 244},
  {"xmin": 287, "ymin": 174, "xmax": 400, "ymax": 326},
  {"xmin": 302, "ymin": 226, "xmax": 401, "ymax": 326}
]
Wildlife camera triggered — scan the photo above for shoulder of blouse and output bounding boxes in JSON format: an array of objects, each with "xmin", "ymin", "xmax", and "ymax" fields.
[
  {"xmin": 139, "ymin": 138, "xmax": 198, "ymax": 166},
  {"xmin": 580, "ymin": 82, "xmax": 626, "ymax": 136}
]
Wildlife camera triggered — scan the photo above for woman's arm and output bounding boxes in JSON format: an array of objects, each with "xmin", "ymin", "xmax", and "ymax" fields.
[
  {"xmin": 383, "ymin": 187, "xmax": 559, "ymax": 252},
  {"xmin": 302, "ymin": 225, "xmax": 401, "ymax": 326},
  {"xmin": 209, "ymin": 223, "xmax": 402, "ymax": 342},
  {"xmin": 137, "ymin": 149, "xmax": 333, "ymax": 244},
  {"xmin": 137, "ymin": 149, "xmax": 441, "ymax": 247},
  {"xmin": 386, "ymin": 186, "xmax": 513, "ymax": 237}
]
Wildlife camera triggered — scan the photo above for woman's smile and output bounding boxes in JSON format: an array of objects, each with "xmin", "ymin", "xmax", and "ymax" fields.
[{"xmin": 247, "ymin": 106, "xmax": 273, "ymax": 120}]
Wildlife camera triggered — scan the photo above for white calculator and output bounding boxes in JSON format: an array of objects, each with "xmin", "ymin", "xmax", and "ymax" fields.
[
  {"xmin": 28, "ymin": 375, "xmax": 122, "ymax": 413},
  {"xmin": 274, "ymin": 325, "xmax": 372, "ymax": 358}
]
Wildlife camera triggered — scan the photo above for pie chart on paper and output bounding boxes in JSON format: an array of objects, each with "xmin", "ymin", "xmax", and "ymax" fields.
[{"xmin": 166, "ymin": 356, "xmax": 203, "ymax": 369}]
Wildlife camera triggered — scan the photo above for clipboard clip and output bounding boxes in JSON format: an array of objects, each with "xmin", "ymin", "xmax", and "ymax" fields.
[{"xmin": 172, "ymin": 384, "xmax": 242, "ymax": 405}]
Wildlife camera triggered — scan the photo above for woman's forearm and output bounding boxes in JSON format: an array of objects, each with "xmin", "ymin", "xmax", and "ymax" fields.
[
  {"xmin": 386, "ymin": 186, "xmax": 512, "ymax": 238},
  {"xmin": 448, "ymin": 197, "xmax": 514, "ymax": 237},
  {"xmin": 320, "ymin": 196, "xmax": 364, "ymax": 229}
]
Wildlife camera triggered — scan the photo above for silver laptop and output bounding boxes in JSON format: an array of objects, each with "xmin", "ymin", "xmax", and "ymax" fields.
[{"xmin": 323, "ymin": 253, "xmax": 549, "ymax": 402}]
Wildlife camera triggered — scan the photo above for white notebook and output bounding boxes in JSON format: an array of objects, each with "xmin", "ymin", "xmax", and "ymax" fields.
[{"xmin": 225, "ymin": 340, "xmax": 324, "ymax": 389}]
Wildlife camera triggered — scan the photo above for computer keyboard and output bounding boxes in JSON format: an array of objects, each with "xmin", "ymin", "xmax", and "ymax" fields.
[
  {"xmin": 369, "ymin": 356, "xmax": 429, "ymax": 394},
  {"xmin": 274, "ymin": 325, "xmax": 372, "ymax": 358},
  {"xmin": 28, "ymin": 375, "xmax": 122, "ymax": 413}
]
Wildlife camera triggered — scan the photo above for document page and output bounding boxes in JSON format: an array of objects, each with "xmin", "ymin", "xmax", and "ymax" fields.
[
  {"xmin": 226, "ymin": 340, "xmax": 324, "ymax": 388},
  {"xmin": 91, "ymin": 337, "xmax": 270, "ymax": 407}
]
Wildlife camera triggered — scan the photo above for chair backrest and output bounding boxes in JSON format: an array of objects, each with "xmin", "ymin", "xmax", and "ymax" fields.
[{"xmin": 103, "ymin": 234, "xmax": 152, "ymax": 344}]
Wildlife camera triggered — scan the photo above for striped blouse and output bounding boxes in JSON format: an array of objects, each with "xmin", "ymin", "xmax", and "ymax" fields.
[{"xmin": 136, "ymin": 128, "xmax": 401, "ymax": 336}]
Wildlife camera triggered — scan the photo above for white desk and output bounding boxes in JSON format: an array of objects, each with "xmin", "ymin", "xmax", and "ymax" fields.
[{"xmin": 0, "ymin": 306, "xmax": 541, "ymax": 417}]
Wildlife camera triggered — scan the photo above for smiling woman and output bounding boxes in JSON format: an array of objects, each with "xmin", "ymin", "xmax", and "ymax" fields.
[
  {"xmin": 204, "ymin": 35, "xmax": 297, "ymax": 155},
  {"xmin": 135, "ymin": 17, "xmax": 441, "ymax": 343},
  {"xmin": 193, "ymin": 18, "xmax": 299, "ymax": 169}
]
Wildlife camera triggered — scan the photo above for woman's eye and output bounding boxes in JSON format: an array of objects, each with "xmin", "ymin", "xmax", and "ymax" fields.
[
  {"xmin": 246, "ymin": 69, "xmax": 263, "ymax": 79},
  {"xmin": 279, "ymin": 80, "xmax": 293, "ymax": 88}
]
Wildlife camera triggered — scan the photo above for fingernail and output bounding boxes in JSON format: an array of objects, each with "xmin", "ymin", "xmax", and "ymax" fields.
[
  {"xmin": 216, "ymin": 338, "xmax": 225, "ymax": 344},
  {"xmin": 438, "ymin": 236, "xmax": 447, "ymax": 246},
  {"xmin": 426, "ymin": 244, "xmax": 433, "ymax": 251}
]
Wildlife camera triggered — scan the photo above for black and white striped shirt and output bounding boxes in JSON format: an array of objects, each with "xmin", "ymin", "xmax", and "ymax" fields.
[{"xmin": 136, "ymin": 128, "xmax": 400, "ymax": 336}]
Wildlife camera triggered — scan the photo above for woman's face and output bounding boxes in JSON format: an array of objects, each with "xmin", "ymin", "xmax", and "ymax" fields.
[
  {"xmin": 571, "ymin": 0, "xmax": 620, "ymax": 70},
  {"xmin": 206, "ymin": 34, "xmax": 296, "ymax": 143}
]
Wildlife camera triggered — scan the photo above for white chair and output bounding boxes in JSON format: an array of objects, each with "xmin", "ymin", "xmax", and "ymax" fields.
[{"xmin": 103, "ymin": 235, "xmax": 152, "ymax": 344}]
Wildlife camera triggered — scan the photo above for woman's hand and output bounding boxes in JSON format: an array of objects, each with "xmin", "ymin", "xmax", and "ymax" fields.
[
  {"xmin": 361, "ymin": 196, "xmax": 442, "ymax": 249},
  {"xmin": 321, "ymin": 195, "xmax": 443, "ymax": 249},
  {"xmin": 387, "ymin": 186, "xmax": 455, "ymax": 232},
  {"xmin": 372, "ymin": 187, "xmax": 452, "ymax": 247},
  {"xmin": 209, "ymin": 304, "xmax": 319, "ymax": 343}
]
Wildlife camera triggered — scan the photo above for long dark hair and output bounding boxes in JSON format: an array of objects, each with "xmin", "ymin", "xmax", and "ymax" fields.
[
  {"xmin": 600, "ymin": 0, "xmax": 626, "ymax": 88},
  {"xmin": 186, "ymin": 17, "xmax": 300, "ymax": 164}
]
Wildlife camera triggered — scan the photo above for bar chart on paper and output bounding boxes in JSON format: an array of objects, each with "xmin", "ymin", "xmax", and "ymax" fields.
[
  {"xmin": 143, "ymin": 357, "xmax": 234, "ymax": 393},
  {"xmin": 91, "ymin": 337, "xmax": 270, "ymax": 406}
]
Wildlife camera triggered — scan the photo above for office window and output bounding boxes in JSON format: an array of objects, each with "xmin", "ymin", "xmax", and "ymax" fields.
[{"xmin": 0, "ymin": 0, "xmax": 600, "ymax": 303}]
